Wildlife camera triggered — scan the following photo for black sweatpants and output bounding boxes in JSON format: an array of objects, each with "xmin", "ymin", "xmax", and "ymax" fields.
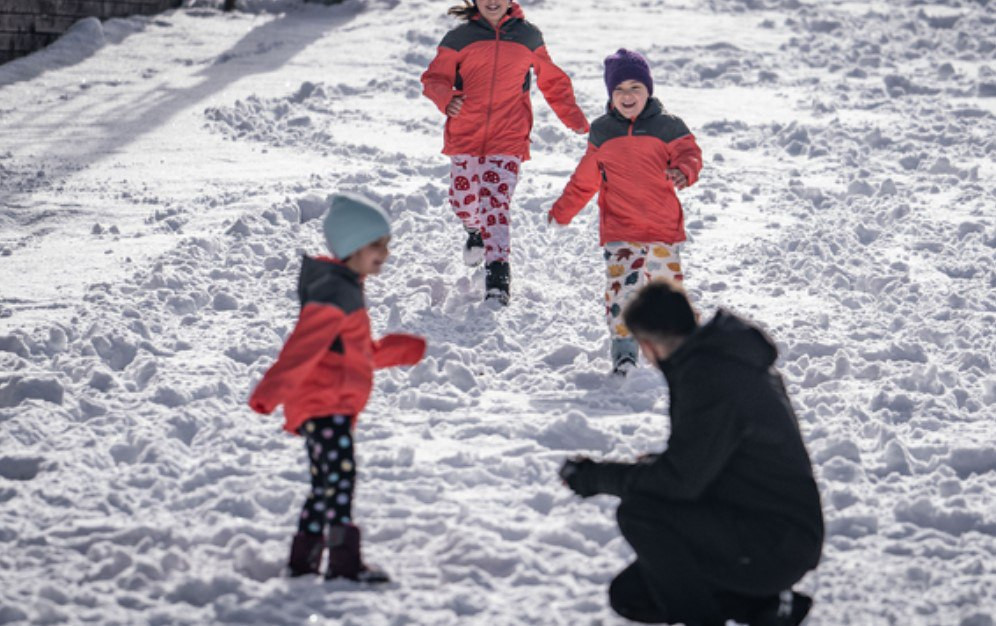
[
  {"xmin": 611, "ymin": 494, "xmax": 819, "ymax": 625},
  {"xmin": 297, "ymin": 414, "xmax": 356, "ymax": 535}
]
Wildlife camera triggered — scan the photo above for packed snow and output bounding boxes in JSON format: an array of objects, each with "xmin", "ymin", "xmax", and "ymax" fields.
[{"xmin": 0, "ymin": 0, "xmax": 993, "ymax": 624}]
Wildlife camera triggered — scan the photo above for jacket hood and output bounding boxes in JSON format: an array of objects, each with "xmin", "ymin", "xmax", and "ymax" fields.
[
  {"xmin": 607, "ymin": 96, "xmax": 663, "ymax": 122},
  {"xmin": 666, "ymin": 309, "xmax": 778, "ymax": 372},
  {"xmin": 297, "ymin": 255, "xmax": 360, "ymax": 304}
]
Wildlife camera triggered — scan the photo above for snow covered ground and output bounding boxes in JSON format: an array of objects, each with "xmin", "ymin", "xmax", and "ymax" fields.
[{"xmin": 1, "ymin": 0, "xmax": 993, "ymax": 623}]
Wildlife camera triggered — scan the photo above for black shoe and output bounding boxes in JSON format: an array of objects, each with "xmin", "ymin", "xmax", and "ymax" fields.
[
  {"xmin": 354, "ymin": 565, "xmax": 391, "ymax": 584},
  {"xmin": 749, "ymin": 591, "xmax": 812, "ymax": 626},
  {"xmin": 485, "ymin": 261, "xmax": 510, "ymax": 305},
  {"xmin": 463, "ymin": 229, "xmax": 484, "ymax": 266}
]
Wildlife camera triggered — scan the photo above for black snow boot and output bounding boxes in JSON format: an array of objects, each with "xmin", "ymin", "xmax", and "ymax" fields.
[
  {"xmin": 287, "ymin": 532, "xmax": 324, "ymax": 577},
  {"xmin": 748, "ymin": 591, "xmax": 813, "ymax": 626},
  {"xmin": 463, "ymin": 228, "xmax": 485, "ymax": 266},
  {"xmin": 485, "ymin": 261, "xmax": 510, "ymax": 305},
  {"xmin": 326, "ymin": 524, "xmax": 390, "ymax": 584}
]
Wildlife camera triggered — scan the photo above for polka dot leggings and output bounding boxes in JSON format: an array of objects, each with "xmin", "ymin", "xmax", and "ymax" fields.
[{"xmin": 298, "ymin": 415, "xmax": 356, "ymax": 535}]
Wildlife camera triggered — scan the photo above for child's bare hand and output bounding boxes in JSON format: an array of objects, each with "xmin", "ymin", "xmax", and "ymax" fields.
[
  {"xmin": 666, "ymin": 168, "xmax": 688, "ymax": 189},
  {"xmin": 446, "ymin": 95, "xmax": 465, "ymax": 117}
]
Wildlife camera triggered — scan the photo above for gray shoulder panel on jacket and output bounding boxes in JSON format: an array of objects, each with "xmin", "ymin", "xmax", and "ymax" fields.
[
  {"xmin": 516, "ymin": 20, "xmax": 544, "ymax": 51},
  {"xmin": 644, "ymin": 114, "xmax": 692, "ymax": 143},
  {"xmin": 304, "ymin": 272, "xmax": 364, "ymax": 314},
  {"xmin": 440, "ymin": 20, "xmax": 544, "ymax": 52},
  {"xmin": 440, "ymin": 23, "xmax": 486, "ymax": 50},
  {"xmin": 589, "ymin": 114, "xmax": 625, "ymax": 148}
]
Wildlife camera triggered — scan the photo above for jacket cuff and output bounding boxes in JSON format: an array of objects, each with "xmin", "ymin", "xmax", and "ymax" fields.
[
  {"xmin": 672, "ymin": 163, "xmax": 689, "ymax": 185},
  {"xmin": 433, "ymin": 91, "xmax": 463, "ymax": 115},
  {"xmin": 248, "ymin": 392, "xmax": 274, "ymax": 415}
]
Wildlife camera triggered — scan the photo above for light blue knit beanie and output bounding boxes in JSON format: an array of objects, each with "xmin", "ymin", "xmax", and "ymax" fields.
[{"xmin": 322, "ymin": 193, "xmax": 391, "ymax": 259}]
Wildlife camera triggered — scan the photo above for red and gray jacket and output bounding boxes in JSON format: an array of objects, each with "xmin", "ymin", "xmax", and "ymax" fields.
[
  {"xmin": 421, "ymin": 2, "xmax": 589, "ymax": 160},
  {"xmin": 550, "ymin": 98, "xmax": 703, "ymax": 245},
  {"xmin": 248, "ymin": 256, "xmax": 425, "ymax": 434}
]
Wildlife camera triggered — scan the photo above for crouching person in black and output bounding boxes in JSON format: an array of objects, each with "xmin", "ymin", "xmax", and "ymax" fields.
[{"xmin": 560, "ymin": 280, "xmax": 824, "ymax": 626}]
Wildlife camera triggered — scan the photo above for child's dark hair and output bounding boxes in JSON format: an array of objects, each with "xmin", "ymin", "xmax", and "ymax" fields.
[
  {"xmin": 623, "ymin": 280, "xmax": 698, "ymax": 340},
  {"xmin": 448, "ymin": 0, "xmax": 479, "ymax": 20}
]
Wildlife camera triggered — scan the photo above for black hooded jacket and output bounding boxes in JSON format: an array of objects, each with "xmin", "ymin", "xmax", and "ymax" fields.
[{"xmin": 591, "ymin": 310, "xmax": 824, "ymax": 547}]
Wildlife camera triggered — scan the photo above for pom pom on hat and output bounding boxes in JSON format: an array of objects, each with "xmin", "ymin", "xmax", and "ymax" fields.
[
  {"xmin": 322, "ymin": 193, "xmax": 391, "ymax": 259},
  {"xmin": 604, "ymin": 48, "xmax": 653, "ymax": 96}
]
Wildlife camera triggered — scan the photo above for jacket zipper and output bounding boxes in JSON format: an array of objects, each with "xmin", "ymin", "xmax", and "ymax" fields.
[
  {"xmin": 481, "ymin": 18, "xmax": 504, "ymax": 155},
  {"xmin": 598, "ymin": 163, "xmax": 608, "ymax": 238}
]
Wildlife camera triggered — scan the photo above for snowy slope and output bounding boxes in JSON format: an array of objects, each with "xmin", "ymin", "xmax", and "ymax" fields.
[{"xmin": 1, "ymin": 0, "xmax": 994, "ymax": 624}]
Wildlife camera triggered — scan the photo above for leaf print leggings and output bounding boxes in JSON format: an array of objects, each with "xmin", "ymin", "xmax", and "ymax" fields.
[
  {"xmin": 448, "ymin": 154, "xmax": 522, "ymax": 264},
  {"xmin": 298, "ymin": 415, "xmax": 356, "ymax": 535},
  {"xmin": 604, "ymin": 241, "xmax": 684, "ymax": 340}
]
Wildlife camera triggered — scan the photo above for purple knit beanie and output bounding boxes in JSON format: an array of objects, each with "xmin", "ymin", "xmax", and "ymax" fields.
[{"xmin": 604, "ymin": 48, "xmax": 653, "ymax": 96}]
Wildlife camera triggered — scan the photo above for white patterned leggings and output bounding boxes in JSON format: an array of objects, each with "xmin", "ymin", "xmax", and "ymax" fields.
[
  {"xmin": 448, "ymin": 154, "xmax": 522, "ymax": 264},
  {"xmin": 604, "ymin": 241, "xmax": 684, "ymax": 341}
]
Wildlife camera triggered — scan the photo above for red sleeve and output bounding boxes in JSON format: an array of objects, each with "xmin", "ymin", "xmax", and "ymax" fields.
[
  {"xmin": 421, "ymin": 47, "xmax": 462, "ymax": 115},
  {"xmin": 668, "ymin": 134, "xmax": 703, "ymax": 187},
  {"xmin": 550, "ymin": 143, "xmax": 601, "ymax": 224},
  {"xmin": 532, "ymin": 46, "xmax": 589, "ymax": 133},
  {"xmin": 372, "ymin": 333, "xmax": 426, "ymax": 369},
  {"xmin": 248, "ymin": 303, "xmax": 344, "ymax": 414}
]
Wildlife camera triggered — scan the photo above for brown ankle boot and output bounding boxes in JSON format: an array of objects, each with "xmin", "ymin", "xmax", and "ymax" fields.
[
  {"xmin": 326, "ymin": 524, "xmax": 390, "ymax": 583},
  {"xmin": 287, "ymin": 532, "xmax": 324, "ymax": 577}
]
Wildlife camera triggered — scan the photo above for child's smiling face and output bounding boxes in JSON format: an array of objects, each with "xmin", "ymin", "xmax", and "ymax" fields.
[
  {"xmin": 476, "ymin": 0, "xmax": 511, "ymax": 27},
  {"xmin": 611, "ymin": 79, "xmax": 649, "ymax": 120},
  {"xmin": 345, "ymin": 236, "xmax": 391, "ymax": 276}
]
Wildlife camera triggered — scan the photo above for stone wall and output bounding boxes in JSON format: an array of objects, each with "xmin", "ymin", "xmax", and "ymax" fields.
[{"xmin": 0, "ymin": 0, "xmax": 182, "ymax": 64}]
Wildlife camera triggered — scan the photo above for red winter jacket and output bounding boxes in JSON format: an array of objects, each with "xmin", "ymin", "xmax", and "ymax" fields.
[
  {"xmin": 248, "ymin": 256, "xmax": 425, "ymax": 434},
  {"xmin": 421, "ymin": 2, "xmax": 589, "ymax": 160},
  {"xmin": 550, "ymin": 98, "xmax": 703, "ymax": 245}
]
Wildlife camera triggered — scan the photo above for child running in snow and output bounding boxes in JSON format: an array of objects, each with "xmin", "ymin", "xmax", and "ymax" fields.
[
  {"xmin": 421, "ymin": 0, "xmax": 589, "ymax": 305},
  {"xmin": 248, "ymin": 193, "xmax": 426, "ymax": 582},
  {"xmin": 548, "ymin": 49, "xmax": 702, "ymax": 375}
]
